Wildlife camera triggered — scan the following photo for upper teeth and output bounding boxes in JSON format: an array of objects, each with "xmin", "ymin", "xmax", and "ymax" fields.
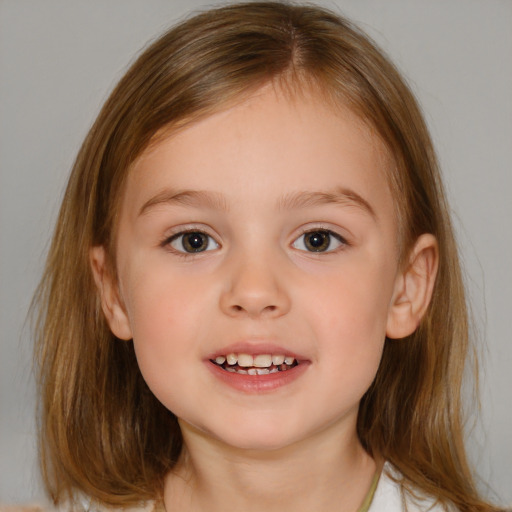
[{"xmin": 214, "ymin": 353, "xmax": 295, "ymax": 368}]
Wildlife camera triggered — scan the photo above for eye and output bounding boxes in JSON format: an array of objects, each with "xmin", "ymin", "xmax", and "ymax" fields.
[
  {"xmin": 168, "ymin": 231, "xmax": 219, "ymax": 253},
  {"xmin": 292, "ymin": 229, "xmax": 345, "ymax": 253}
]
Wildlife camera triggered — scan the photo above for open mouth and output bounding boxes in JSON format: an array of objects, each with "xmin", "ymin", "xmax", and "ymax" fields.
[{"xmin": 210, "ymin": 353, "xmax": 299, "ymax": 375}]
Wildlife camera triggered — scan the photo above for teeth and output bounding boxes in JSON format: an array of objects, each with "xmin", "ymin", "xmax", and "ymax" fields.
[
  {"xmin": 238, "ymin": 353, "xmax": 254, "ymax": 367},
  {"xmin": 272, "ymin": 354, "xmax": 285, "ymax": 365},
  {"xmin": 213, "ymin": 352, "xmax": 298, "ymax": 371},
  {"xmin": 253, "ymin": 354, "xmax": 272, "ymax": 368}
]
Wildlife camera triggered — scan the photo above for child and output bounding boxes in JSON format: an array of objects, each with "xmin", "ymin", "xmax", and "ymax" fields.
[{"xmin": 33, "ymin": 2, "xmax": 506, "ymax": 511}]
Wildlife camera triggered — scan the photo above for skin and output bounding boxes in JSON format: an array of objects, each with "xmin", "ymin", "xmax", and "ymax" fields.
[{"xmin": 92, "ymin": 84, "xmax": 438, "ymax": 512}]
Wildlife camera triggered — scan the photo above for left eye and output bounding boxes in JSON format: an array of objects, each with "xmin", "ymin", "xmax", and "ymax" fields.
[
  {"xmin": 168, "ymin": 231, "xmax": 219, "ymax": 253},
  {"xmin": 292, "ymin": 230, "xmax": 344, "ymax": 253}
]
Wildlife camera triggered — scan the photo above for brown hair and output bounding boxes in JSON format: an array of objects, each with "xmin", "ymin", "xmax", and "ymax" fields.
[{"xmin": 33, "ymin": 2, "xmax": 503, "ymax": 510}]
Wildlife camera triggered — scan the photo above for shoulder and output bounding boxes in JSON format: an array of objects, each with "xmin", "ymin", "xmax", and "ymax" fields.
[
  {"xmin": 0, "ymin": 500, "xmax": 159, "ymax": 512},
  {"xmin": 75, "ymin": 501, "xmax": 159, "ymax": 512},
  {"xmin": 0, "ymin": 507, "xmax": 47, "ymax": 512},
  {"xmin": 368, "ymin": 463, "xmax": 453, "ymax": 512}
]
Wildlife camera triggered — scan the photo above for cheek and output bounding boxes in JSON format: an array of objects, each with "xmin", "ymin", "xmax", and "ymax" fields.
[
  {"xmin": 123, "ymin": 256, "xmax": 209, "ymax": 335},
  {"xmin": 126, "ymin": 281, "xmax": 206, "ymax": 416},
  {"xmin": 301, "ymin": 255, "xmax": 396, "ymax": 385},
  {"xmin": 120, "ymin": 263, "xmax": 209, "ymax": 385},
  {"xmin": 310, "ymin": 258, "xmax": 395, "ymax": 337}
]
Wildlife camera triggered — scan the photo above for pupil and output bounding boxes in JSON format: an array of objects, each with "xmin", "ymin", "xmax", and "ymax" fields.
[
  {"xmin": 184, "ymin": 232, "xmax": 206, "ymax": 252},
  {"xmin": 306, "ymin": 231, "xmax": 329, "ymax": 252}
]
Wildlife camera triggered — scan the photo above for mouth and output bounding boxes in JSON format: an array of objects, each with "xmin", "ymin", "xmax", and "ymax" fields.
[{"xmin": 210, "ymin": 353, "xmax": 299, "ymax": 375}]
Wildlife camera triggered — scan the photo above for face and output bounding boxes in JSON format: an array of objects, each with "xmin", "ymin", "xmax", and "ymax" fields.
[{"xmin": 99, "ymin": 86, "xmax": 408, "ymax": 452}]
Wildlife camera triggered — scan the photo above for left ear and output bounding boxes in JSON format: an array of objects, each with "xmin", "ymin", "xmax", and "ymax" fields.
[{"xmin": 386, "ymin": 233, "xmax": 438, "ymax": 339}]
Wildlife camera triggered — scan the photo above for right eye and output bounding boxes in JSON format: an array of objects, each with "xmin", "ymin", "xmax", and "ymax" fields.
[{"xmin": 168, "ymin": 231, "xmax": 219, "ymax": 253}]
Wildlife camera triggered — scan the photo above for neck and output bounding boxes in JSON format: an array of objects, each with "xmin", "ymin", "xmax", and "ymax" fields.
[{"xmin": 163, "ymin": 420, "xmax": 379, "ymax": 512}]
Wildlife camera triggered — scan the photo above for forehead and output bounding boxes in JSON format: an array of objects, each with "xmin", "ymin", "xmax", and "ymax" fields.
[{"xmin": 124, "ymin": 85, "xmax": 395, "ymax": 222}]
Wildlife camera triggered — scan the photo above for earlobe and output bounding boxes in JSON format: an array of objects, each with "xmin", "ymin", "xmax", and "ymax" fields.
[
  {"xmin": 90, "ymin": 246, "xmax": 133, "ymax": 340},
  {"xmin": 386, "ymin": 234, "xmax": 438, "ymax": 339}
]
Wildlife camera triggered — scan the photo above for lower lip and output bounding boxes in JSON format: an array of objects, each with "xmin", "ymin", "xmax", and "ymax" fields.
[{"xmin": 205, "ymin": 360, "xmax": 310, "ymax": 393}]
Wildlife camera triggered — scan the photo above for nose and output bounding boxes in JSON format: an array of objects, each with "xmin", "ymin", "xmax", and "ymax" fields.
[{"xmin": 219, "ymin": 251, "xmax": 291, "ymax": 319}]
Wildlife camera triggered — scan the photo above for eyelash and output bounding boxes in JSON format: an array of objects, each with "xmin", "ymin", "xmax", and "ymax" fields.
[
  {"xmin": 161, "ymin": 227, "xmax": 349, "ymax": 256},
  {"xmin": 292, "ymin": 228, "xmax": 348, "ymax": 254},
  {"xmin": 161, "ymin": 229, "xmax": 219, "ymax": 256}
]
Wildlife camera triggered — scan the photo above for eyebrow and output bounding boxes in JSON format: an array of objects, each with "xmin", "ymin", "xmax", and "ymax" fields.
[
  {"xmin": 138, "ymin": 186, "xmax": 376, "ymax": 219},
  {"xmin": 277, "ymin": 187, "xmax": 376, "ymax": 219},
  {"xmin": 139, "ymin": 189, "xmax": 229, "ymax": 216}
]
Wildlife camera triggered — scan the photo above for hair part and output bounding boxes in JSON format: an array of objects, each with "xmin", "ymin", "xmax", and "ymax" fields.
[{"xmin": 33, "ymin": 2, "xmax": 502, "ymax": 510}]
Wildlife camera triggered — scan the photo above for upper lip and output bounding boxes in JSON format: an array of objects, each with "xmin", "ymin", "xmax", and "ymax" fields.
[{"xmin": 206, "ymin": 342, "xmax": 308, "ymax": 362}]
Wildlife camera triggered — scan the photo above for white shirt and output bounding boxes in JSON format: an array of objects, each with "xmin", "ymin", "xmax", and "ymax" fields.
[{"xmin": 369, "ymin": 463, "xmax": 449, "ymax": 512}]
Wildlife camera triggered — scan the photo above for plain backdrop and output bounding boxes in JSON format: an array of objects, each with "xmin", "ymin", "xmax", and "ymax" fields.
[{"xmin": 1, "ymin": 0, "xmax": 511, "ymax": 506}]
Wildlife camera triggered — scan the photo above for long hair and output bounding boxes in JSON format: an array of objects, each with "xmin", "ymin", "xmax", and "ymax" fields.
[{"xmin": 33, "ymin": 2, "xmax": 500, "ymax": 510}]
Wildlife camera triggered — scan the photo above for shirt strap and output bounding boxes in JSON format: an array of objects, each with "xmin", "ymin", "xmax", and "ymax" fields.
[{"xmin": 357, "ymin": 466, "xmax": 381, "ymax": 512}]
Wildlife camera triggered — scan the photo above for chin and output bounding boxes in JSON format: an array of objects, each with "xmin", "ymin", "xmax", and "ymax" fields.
[
  {"xmin": 229, "ymin": 434, "xmax": 294, "ymax": 452},
  {"xmin": 180, "ymin": 417, "xmax": 304, "ymax": 452},
  {"xmin": 200, "ymin": 417, "xmax": 310, "ymax": 453}
]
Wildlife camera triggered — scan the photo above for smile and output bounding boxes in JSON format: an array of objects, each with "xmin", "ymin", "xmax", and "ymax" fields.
[{"xmin": 211, "ymin": 353, "xmax": 298, "ymax": 375}]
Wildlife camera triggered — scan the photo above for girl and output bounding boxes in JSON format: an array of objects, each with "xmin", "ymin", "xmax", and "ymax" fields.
[{"xmin": 33, "ymin": 2, "xmax": 506, "ymax": 511}]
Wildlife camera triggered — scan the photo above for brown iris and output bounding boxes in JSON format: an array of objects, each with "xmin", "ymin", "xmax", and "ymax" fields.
[
  {"xmin": 304, "ymin": 231, "xmax": 331, "ymax": 252},
  {"xmin": 181, "ymin": 232, "xmax": 209, "ymax": 252}
]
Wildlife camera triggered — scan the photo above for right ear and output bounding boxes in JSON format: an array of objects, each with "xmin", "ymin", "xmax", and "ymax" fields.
[{"xmin": 90, "ymin": 246, "xmax": 133, "ymax": 340}]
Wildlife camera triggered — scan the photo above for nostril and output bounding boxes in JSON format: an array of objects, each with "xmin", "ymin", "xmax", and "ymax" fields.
[{"xmin": 230, "ymin": 303, "xmax": 278, "ymax": 315}]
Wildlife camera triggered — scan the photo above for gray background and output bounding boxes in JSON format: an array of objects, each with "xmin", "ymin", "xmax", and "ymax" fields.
[{"xmin": 1, "ymin": 0, "xmax": 511, "ymax": 506}]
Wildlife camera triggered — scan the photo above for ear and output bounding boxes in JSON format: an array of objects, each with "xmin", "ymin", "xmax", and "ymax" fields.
[
  {"xmin": 386, "ymin": 234, "xmax": 438, "ymax": 339},
  {"xmin": 90, "ymin": 246, "xmax": 133, "ymax": 340}
]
